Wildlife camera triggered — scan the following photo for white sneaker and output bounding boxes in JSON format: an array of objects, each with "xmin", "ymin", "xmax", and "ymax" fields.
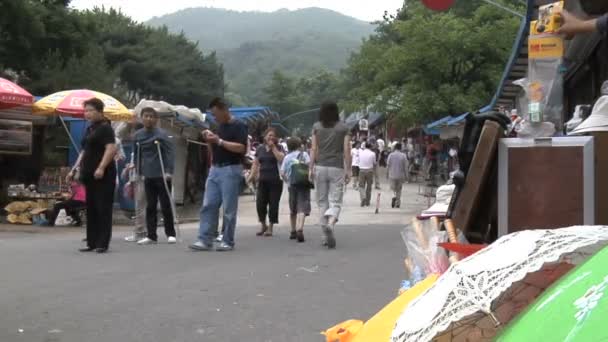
[
  {"xmin": 124, "ymin": 235, "xmax": 140, "ymax": 242},
  {"xmin": 137, "ymin": 237, "xmax": 157, "ymax": 245},
  {"xmin": 167, "ymin": 236, "xmax": 177, "ymax": 244},
  {"xmin": 215, "ymin": 234, "xmax": 223, "ymax": 243}
]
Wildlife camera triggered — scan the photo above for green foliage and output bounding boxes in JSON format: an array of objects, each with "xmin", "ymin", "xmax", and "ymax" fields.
[
  {"xmin": 148, "ymin": 7, "xmax": 375, "ymax": 105},
  {"xmin": 1, "ymin": 2, "xmax": 225, "ymax": 109},
  {"xmin": 340, "ymin": 0, "xmax": 522, "ymax": 126},
  {"xmin": 264, "ymin": 71, "xmax": 302, "ymax": 117}
]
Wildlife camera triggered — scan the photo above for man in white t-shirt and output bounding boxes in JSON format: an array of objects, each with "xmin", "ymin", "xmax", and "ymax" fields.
[
  {"xmin": 358, "ymin": 141, "xmax": 377, "ymax": 207},
  {"xmin": 351, "ymin": 141, "xmax": 361, "ymax": 190}
]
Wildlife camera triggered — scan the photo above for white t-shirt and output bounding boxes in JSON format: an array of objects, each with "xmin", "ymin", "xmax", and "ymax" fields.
[
  {"xmin": 377, "ymin": 139, "xmax": 385, "ymax": 152},
  {"xmin": 359, "ymin": 149, "xmax": 377, "ymax": 170},
  {"xmin": 351, "ymin": 147, "xmax": 360, "ymax": 167}
]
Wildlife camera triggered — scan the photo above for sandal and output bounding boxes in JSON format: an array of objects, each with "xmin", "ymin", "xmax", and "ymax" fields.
[
  {"xmin": 263, "ymin": 225, "xmax": 273, "ymax": 237},
  {"xmin": 256, "ymin": 224, "xmax": 267, "ymax": 236}
]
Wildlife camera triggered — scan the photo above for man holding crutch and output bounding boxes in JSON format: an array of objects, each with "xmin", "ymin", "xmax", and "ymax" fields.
[
  {"xmin": 190, "ymin": 97, "xmax": 248, "ymax": 252},
  {"xmin": 133, "ymin": 107, "xmax": 177, "ymax": 245}
]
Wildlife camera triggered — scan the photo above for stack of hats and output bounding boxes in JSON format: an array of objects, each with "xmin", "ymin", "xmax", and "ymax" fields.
[
  {"xmin": 570, "ymin": 81, "xmax": 608, "ymax": 135},
  {"xmin": 569, "ymin": 96, "xmax": 608, "ymax": 135}
]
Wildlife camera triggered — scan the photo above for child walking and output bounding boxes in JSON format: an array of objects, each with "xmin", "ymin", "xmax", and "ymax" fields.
[{"xmin": 280, "ymin": 137, "xmax": 312, "ymax": 243}]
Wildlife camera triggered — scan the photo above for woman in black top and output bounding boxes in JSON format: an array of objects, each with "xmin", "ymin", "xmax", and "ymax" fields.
[
  {"xmin": 248, "ymin": 128, "xmax": 285, "ymax": 236},
  {"xmin": 67, "ymin": 98, "xmax": 117, "ymax": 253}
]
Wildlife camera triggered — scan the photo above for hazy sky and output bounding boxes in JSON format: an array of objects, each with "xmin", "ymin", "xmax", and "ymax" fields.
[{"xmin": 70, "ymin": 0, "xmax": 405, "ymax": 22}]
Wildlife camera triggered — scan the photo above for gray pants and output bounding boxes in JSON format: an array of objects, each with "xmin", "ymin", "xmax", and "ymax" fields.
[
  {"xmin": 314, "ymin": 166, "xmax": 345, "ymax": 226},
  {"xmin": 389, "ymin": 178, "xmax": 404, "ymax": 207},
  {"xmin": 133, "ymin": 179, "xmax": 147, "ymax": 237},
  {"xmin": 374, "ymin": 165, "xmax": 381, "ymax": 188},
  {"xmin": 359, "ymin": 169, "xmax": 374, "ymax": 205}
]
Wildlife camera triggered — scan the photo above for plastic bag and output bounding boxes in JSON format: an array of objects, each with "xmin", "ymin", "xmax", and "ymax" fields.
[
  {"xmin": 401, "ymin": 219, "xmax": 450, "ymax": 289},
  {"xmin": 515, "ymin": 120, "xmax": 556, "ymax": 138}
]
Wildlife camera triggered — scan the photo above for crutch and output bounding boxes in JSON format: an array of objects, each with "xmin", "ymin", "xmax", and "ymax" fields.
[{"xmin": 155, "ymin": 140, "xmax": 181, "ymax": 242}]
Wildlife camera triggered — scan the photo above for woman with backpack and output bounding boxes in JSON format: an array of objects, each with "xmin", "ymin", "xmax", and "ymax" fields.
[
  {"xmin": 280, "ymin": 137, "xmax": 312, "ymax": 242},
  {"xmin": 310, "ymin": 101, "xmax": 352, "ymax": 249},
  {"xmin": 248, "ymin": 128, "xmax": 285, "ymax": 237}
]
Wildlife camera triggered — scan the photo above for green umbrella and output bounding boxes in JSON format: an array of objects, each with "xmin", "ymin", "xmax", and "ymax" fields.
[{"xmin": 497, "ymin": 246, "xmax": 608, "ymax": 342}]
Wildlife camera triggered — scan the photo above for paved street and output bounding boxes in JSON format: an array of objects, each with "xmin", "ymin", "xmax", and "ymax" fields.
[{"xmin": 1, "ymin": 179, "xmax": 428, "ymax": 342}]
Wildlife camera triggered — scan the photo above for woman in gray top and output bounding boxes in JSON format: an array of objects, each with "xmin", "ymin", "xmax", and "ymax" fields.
[{"xmin": 310, "ymin": 101, "xmax": 352, "ymax": 249}]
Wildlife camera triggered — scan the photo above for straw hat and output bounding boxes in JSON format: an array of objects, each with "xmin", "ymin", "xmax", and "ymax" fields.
[{"xmin": 569, "ymin": 96, "xmax": 608, "ymax": 135}]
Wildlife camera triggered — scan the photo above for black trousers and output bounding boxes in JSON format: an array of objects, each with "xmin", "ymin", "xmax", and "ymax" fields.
[
  {"xmin": 256, "ymin": 180, "xmax": 283, "ymax": 224},
  {"xmin": 84, "ymin": 176, "xmax": 115, "ymax": 249},
  {"xmin": 47, "ymin": 199, "xmax": 85, "ymax": 226},
  {"xmin": 145, "ymin": 177, "xmax": 176, "ymax": 240}
]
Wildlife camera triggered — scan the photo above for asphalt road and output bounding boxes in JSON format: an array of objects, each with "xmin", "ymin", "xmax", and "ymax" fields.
[{"xmin": 0, "ymin": 181, "xmax": 427, "ymax": 342}]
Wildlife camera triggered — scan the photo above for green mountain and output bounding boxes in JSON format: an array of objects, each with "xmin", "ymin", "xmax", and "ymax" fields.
[{"xmin": 147, "ymin": 7, "xmax": 376, "ymax": 105}]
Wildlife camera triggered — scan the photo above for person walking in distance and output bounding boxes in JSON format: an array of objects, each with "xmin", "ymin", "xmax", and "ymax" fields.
[
  {"xmin": 248, "ymin": 128, "xmax": 285, "ymax": 237},
  {"xmin": 310, "ymin": 101, "xmax": 351, "ymax": 249},
  {"xmin": 351, "ymin": 141, "xmax": 361, "ymax": 190},
  {"xmin": 190, "ymin": 98, "xmax": 248, "ymax": 252},
  {"xmin": 358, "ymin": 141, "xmax": 376, "ymax": 207},
  {"xmin": 387, "ymin": 142, "xmax": 409, "ymax": 208},
  {"xmin": 281, "ymin": 137, "xmax": 312, "ymax": 242},
  {"xmin": 132, "ymin": 107, "xmax": 177, "ymax": 245},
  {"xmin": 67, "ymin": 98, "xmax": 117, "ymax": 253}
]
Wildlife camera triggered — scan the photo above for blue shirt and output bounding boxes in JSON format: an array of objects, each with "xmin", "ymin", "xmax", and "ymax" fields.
[
  {"xmin": 133, "ymin": 128, "xmax": 175, "ymax": 178},
  {"xmin": 281, "ymin": 151, "xmax": 310, "ymax": 184}
]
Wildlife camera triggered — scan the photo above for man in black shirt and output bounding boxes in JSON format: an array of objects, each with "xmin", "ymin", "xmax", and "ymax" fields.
[
  {"xmin": 190, "ymin": 98, "xmax": 248, "ymax": 252},
  {"xmin": 67, "ymin": 98, "xmax": 117, "ymax": 253}
]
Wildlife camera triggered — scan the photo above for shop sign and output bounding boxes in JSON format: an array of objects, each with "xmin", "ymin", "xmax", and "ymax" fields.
[
  {"xmin": 0, "ymin": 119, "xmax": 32, "ymax": 155},
  {"xmin": 359, "ymin": 119, "xmax": 369, "ymax": 131}
]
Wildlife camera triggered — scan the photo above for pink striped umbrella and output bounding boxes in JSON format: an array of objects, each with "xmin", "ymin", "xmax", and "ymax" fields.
[{"xmin": 0, "ymin": 78, "xmax": 33, "ymax": 110}]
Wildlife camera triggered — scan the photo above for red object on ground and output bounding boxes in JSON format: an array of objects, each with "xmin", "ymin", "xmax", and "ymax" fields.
[
  {"xmin": 0, "ymin": 78, "xmax": 33, "ymax": 109},
  {"xmin": 439, "ymin": 243, "xmax": 487, "ymax": 258},
  {"xmin": 422, "ymin": 0, "xmax": 456, "ymax": 11}
]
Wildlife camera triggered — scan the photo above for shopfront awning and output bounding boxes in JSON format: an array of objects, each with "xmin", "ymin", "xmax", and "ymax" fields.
[
  {"xmin": 271, "ymin": 122, "xmax": 290, "ymax": 137},
  {"xmin": 426, "ymin": 116, "xmax": 452, "ymax": 129},
  {"xmin": 447, "ymin": 112, "xmax": 470, "ymax": 126}
]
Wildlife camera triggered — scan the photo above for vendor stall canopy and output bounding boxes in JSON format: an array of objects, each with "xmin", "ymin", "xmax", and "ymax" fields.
[
  {"xmin": 424, "ymin": 104, "xmax": 493, "ymax": 135},
  {"xmin": 133, "ymin": 100, "xmax": 207, "ymax": 129}
]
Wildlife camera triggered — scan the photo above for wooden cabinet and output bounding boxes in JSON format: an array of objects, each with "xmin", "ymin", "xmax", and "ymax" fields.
[{"xmin": 498, "ymin": 137, "xmax": 595, "ymax": 237}]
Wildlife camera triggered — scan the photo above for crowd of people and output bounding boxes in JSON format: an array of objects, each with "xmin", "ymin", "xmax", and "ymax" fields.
[{"xmin": 63, "ymin": 96, "xmax": 458, "ymax": 255}]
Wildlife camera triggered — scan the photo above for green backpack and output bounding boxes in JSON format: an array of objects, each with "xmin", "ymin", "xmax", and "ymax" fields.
[{"xmin": 289, "ymin": 152, "xmax": 310, "ymax": 187}]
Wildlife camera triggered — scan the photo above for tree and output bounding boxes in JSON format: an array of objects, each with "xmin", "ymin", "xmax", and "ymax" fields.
[
  {"xmin": 264, "ymin": 70, "xmax": 303, "ymax": 116},
  {"xmin": 296, "ymin": 70, "xmax": 341, "ymax": 108},
  {"xmin": 340, "ymin": 0, "xmax": 522, "ymax": 126}
]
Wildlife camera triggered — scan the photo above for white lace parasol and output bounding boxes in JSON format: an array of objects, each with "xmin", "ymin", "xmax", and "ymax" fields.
[{"xmin": 391, "ymin": 226, "xmax": 608, "ymax": 342}]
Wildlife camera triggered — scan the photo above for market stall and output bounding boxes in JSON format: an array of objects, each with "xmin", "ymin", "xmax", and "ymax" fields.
[
  {"xmin": 131, "ymin": 100, "xmax": 208, "ymax": 207},
  {"xmin": 324, "ymin": 1, "xmax": 608, "ymax": 341}
]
